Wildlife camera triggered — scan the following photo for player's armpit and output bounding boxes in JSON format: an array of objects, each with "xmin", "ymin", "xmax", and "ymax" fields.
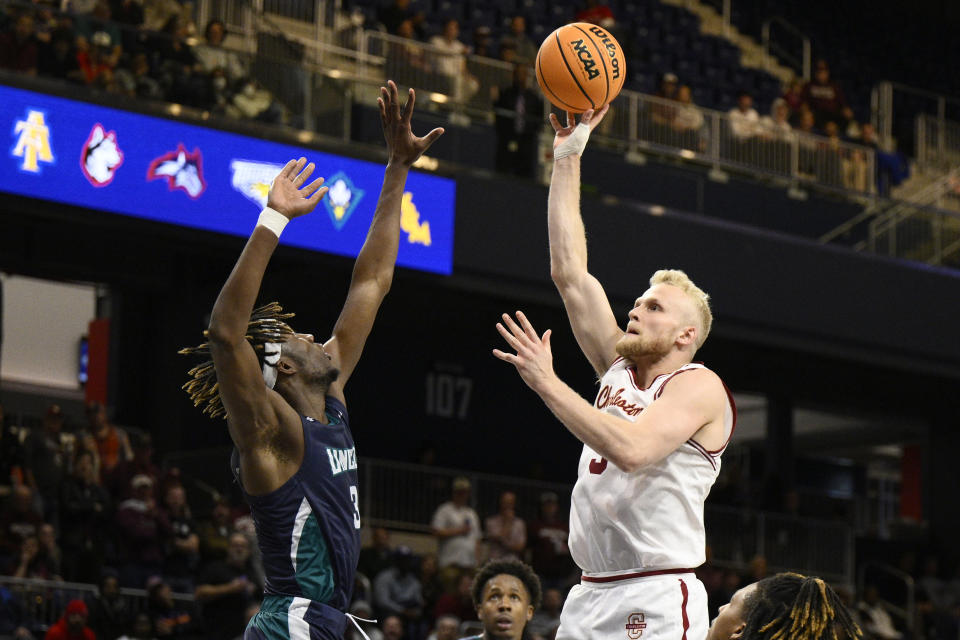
[
  {"xmin": 625, "ymin": 368, "xmax": 729, "ymax": 468},
  {"xmin": 554, "ymin": 271, "xmax": 624, "ymax": 376}
]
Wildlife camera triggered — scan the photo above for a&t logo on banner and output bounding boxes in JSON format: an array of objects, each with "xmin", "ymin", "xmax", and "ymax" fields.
[
  {"xmin": 323, "ymin": 171, "xmax": 365, "ymax": 230},
  {"xmin": 81, "ymin": 124, "xmax": 124, "ymax": 187},
  {"xmin": 230, "ymin": 159, "xmax": 284, "ymax": 208},
  {"xmin": 11, "ymin": 109, "xmax": 55, "ymax": 173}
]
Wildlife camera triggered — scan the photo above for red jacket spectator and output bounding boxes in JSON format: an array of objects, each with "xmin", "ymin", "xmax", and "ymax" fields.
[{"xmin": 45, "ymin": 600, "xmax": 96, "ymax": 640}]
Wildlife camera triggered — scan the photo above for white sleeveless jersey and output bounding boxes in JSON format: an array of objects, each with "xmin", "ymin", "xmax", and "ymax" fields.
[{"xmin": 569, "ymin": 359, "xmax": 736, "ymax": 574}]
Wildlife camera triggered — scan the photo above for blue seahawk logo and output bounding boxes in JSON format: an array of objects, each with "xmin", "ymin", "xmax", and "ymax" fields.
[
  {"xmin": 230, "ymin": 159, "xmax": 284, "ymax": 208},
  {"xmin": 322, "ymin": 171, "xmax": 365, "ymax": 230}
]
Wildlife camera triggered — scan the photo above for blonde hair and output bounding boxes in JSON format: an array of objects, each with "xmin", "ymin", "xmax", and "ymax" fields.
[{"xmin": 649, "ymin": 269, "xmax": 712, "ymax": 349}]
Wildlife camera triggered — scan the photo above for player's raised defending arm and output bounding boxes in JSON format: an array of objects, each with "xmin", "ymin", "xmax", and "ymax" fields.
[
  {"xmin": 548, "ymin": 107, "xmax": 624, "ymax": 376},
  {"xmin": 207, "ymin": 158, "xmax": 327, "ymax": 455},
  {"xmin": 494, "ymin": 311, "xmax": 728, "ymax": 472},
  {"xmin": 324, "ymin": 81, "xmax": 443, "ymax": 396}
]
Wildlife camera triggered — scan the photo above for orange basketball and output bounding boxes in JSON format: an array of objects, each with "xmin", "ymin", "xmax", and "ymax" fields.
[{"xmin": 535, "ymin": 22, "xmax": 626, "ymax": 113}]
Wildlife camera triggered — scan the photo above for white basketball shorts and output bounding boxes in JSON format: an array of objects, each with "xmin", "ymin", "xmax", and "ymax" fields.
[{"xmin": 555, "ymin": 571, "xmax": 708, "ymax": 640}]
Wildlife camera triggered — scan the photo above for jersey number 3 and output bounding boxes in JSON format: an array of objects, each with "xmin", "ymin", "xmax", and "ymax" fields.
[
  {"xmin": 589, "ymin": 457, "xmax": 608, "ymax": 474},
  {"xmin": 349, "ymin": 485, "xmax": 361, "ymax": 529}
]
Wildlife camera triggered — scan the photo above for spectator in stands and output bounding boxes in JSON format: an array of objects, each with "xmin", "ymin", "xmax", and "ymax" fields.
[
  {"xmin": 728, "ymin": 91, "xmax": 760, "ymax": 141},
  {"xmin": 37, "ymin": 25, "xmax": 83, "ymax": 82},
  {"xmin": 527, "ymin": 587, "xmax": 562, "ymax": 640},
  {"xmin": 151, "ymin": 15, "xmax": 206, "ymax": 107},
  {"xmin": 802, "ymin": 60, "xmax": 853, "ymax": 130},
  {"xmin": 117, "ymin": 612, "xmax": 155, "ymax": 640},
  {"xmin": 485, "ymin": 491, "xmax": 526, "ymax": 562},
  {"xmin": 59, "ymin": 449, "xmax": 110, "ymax": 583},
  {"xmin": 576, "ymin": 0, "xmax": 616, "ymax": 29},
  {"xmin": 359, "ymin": 527, "xmax": 394, "ymax": 583},
  {"xmin": 426, "ymin": 614, "xmax": 459, "ymax": 640},
  {"xmin": 672, "ymin": 85, "xmax": 707, "ymax": 151},
  {"xmin": 110, "ymin": 432, "xmax": 159, "ymax": 500},
  {"xmin": 856, "ymin": 584, "xmax": 904, "ymax": 640},
  {"xmin": 86, "ymin": 402, "xmax": 133, "ymax": 483},
  {"xmin": 87, "ymin": 571, "xmax": 132, "ymax": 640},
  {"xmin": 499, "ymin": 15, "xmax": 536, "ymax": 65},
  {"xmin": 115, "ymin": 474, "xmax": 165, "ymax": 588},
  {"xmin": 12, "ymin": 531, "xmax": 57, "ymax": 579},
  {"xmin": 434, "ymin": 572, "xmax": 477, "ymax": 622},
  {"xmin": 160, "ymin": 483, "xmax": 200, "ymax": 594},
  {"xmin": 0, "ymin": 485, "xmax": 44, "ymax": 566},
  {"xmin": 113, "ymin": 51, "xmax": 164, "ymax": 100},
  {"xmin": 760, "ymin": 98, "xmax": 794, "ymax": 174},
  {"xmin": 419, "ymin": 554, "xmax": 443, "ymax": 626},
  {"xmin": 373, "ymin": 547, "xmax": 425, "ymax": 638},
  {"xmin": 22, "ymin": 404, "xmax": 69, "ymax": 526},
  {"xmin": 381, "ymin": 615, "xmax": 404, "ymax": 640},
  {"xmin": 781, "ymin": 77, "xmax": 805, "ymax": 124},
  {"xmin": 45, "ymin": 599, "xmax": 95, "ymax": 640},
  {"xmin": 527, "ymin": 492, "xmax": 574, "ymax": 591},
  {"xmin": 651, "ymin": 72, "xmax": 679, "ymax": 125},
  {"xmin": 76, "ymin": 29, "xmax": 117, "ymax": 90},
  {"xmin": 195, "ymin": 532, "xmax": 262, "ymax": 640},
  {"xmin": 377, "ymin": 0, "xmax": 423, "ymax": 39},
  {"xmin": 471, "ymin": 25, "xmax": 494, "ymax": 58},
  {"xmin": 0, "ymin": 582, "xmax": 34, "ymax": 638},
  {"xmin": 142, "ymin": 0, "xmax": 183, "ymax": 33},
  {"xmin": 429, "ymin": 18, "xmax": 478, "ymax": 102},
  {"xmin": 198, "ymin": 496, "xmax": 234, "ymax": 564},
  {"xmin": 195, "ymin": 19, "xmax": 246, "ymax": 83},
  {"xmin": 0, "ymin": 12, "xmax": 40, "ymax": 74},
  {"xmin": 148, "ymin": 576, "xmax": 200, "ymax": 637},
  {"xmin": 229, "ymin": 79, "xmax": 283, "ymax": 124},
  {"xmin": 431, "ymin": 476, "xmax": 481, "ymax": 592},
  {"xmin": 494, "ymin": 64, "xmax": 544, "ymax": 179},
  {"xmin": 76, "ymin": 1, "xmax": 122, "ymax": 67},
  {"xmin": 0, "ymin": 402, "xmax": 25, "ymax": 486},
  {"xmin": 111, "ymin": 0, "xmax": 144, "ymax": 31}
]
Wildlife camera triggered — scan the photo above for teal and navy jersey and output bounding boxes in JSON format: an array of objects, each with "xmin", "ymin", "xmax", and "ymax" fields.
[{"xmin": 232, "ymin": 396, "xmax": 361, "ymax": 639}]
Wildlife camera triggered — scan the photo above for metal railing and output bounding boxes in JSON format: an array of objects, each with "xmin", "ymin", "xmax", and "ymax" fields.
[
  {"xmin": 916, "ymin": 114, "xmax": 960, "ymax": 172},
  {"xmin": 872, "ymin": 81, "xmax": 960, "ymax": 160},
  {"xmin": 355, "ymin": 458, "xmax": 854, "ymax": 583},
  {"xmin": 762, "ymin": 18, "xmax": 811, "ymax": 81},
  {"xmin": 857, "ymin": 562, "xmax": 916, "ymax": 634},
  {"xmin": 0, "ymin": 576, "xmax": 195, "ymax": 633}
]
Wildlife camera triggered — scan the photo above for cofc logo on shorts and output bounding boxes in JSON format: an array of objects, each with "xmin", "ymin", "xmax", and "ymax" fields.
[{"xmin": 626, "ymin": 612, "xmax": 647, "ymax": 639}]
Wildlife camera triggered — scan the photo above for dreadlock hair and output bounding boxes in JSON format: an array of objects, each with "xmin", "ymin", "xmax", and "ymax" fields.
[
  {"xmin": 178, "ymin": 302, "xmax": 295, "ymax": 419},
  {"xmin": 742, "ymin": 572, "xmax": 862, "ymax": 640},
  {"xmin": 471, "ymin": 558, "xmax": 542, "ymax": 610}
]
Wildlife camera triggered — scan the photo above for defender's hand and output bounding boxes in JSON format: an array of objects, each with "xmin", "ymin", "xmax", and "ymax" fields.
[
  {"xmin": 379, "ymin": 80, "xmax": 445, "ymax": 167},
  {"xmin": 493, "ymin": 311, "xmax": 557, "ymax": 394},
  {"xmin": 549, "ymin": 105, "xmax": 610, "ymax": 149},
  {"xmin": 267, "ymin": 157, "xmax": 329, "ymax": 219}
]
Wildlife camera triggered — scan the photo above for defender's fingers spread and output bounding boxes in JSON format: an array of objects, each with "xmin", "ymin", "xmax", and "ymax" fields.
[
  {"xmin": 403, "ymin": 87, "xmax": 416, "ymax": 120},
  {"xmin": 307, "ymin": 185, "xmax": 329, "ymax": 203},
  {"xmin": 296, "ymin": 162, "xmax": 315, "ymax": 184},
  {"xmin": 421, "ymin": 127, "xmax": 444, "ymax": 147},
  {"xmin": 542, "ymin": 328, "xmax": 552, "ymax": 346},
  {"xmin": 302, "ymin": 176, "xmax": 325, "ymax": 197},
  {"xmin": 515, "ymin": 311, "xmax": 538, "ymax": 339},
  {"xmin": 280, "ymin": 158, "xmax": 297, "ymax": 179},
  {"xmin": 501, "ymin": 313, "xmax": 525, "ymax": 338},
  {"xmin": 492, "ymin": 349, "xmax": 517, "ymax": 364}
]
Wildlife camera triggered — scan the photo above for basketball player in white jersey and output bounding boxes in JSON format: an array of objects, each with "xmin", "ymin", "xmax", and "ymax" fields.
[{"xmin": 493, "ymin": 106, "xmax": 736, "ymax": 640}]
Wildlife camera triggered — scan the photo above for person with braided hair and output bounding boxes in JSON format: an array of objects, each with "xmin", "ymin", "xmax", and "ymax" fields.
[
  {"xmin": 707, "ymin": 572, "xmax": 862, "ymax": 640},
  {"xmin": 179, "ymin": 80, "xmax": 443, "ymax": 640}
]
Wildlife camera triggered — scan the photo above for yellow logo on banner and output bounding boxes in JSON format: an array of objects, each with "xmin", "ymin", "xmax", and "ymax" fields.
[
  {"xmin": 13, "ymin": 110, "xmax": 54, "ymax": 173},
  {"xmin": 401, "ymin": 192, "xmax": 431, "ymax": 246}
]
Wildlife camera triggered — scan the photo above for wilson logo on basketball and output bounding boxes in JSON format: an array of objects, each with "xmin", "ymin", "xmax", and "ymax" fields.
[
  {"xmin": 626, "ymin": 612, "xmax": 647, "ymax": 639},
  {"xmin": 569, "ymin": 38, "xmax": 600, "ymax": 80},
  {"xmin": 588, "ymin": 25, "xmax": 622, "ymax": 80}
]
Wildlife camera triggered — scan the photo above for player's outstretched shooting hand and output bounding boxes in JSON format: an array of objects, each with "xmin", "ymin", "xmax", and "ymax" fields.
[
  {"xmin": 493, "ymin": 311, "xmax": 556, "ymax": 393},
  {"xmin": 379, "ymin": 80, "xmax": 445, "ymax": 167},
  {"xmin": 549, "ymin": 104, "xmax": 609, "ymax": 149},
  {"xmin": 267, "ymin": 157, "xmax": 329, "ymax": 219}
]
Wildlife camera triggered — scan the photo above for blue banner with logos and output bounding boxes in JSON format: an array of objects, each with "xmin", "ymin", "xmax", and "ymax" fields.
[{"xmin": 1, "ymin": 84, "xmax": 455, "ymax": 275}]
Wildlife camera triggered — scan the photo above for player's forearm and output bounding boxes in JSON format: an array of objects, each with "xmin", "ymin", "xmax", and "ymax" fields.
[
  {"xmin": 548, "ymin": 156, "xmax": 590, "ymax": 286},
  {"xmin": 351, "ymin": 163, "xmax": 409, "ymax": 291},
  {"xmin": 208, "ymin": 228, "xmax": 279, "ymax": 344},
  {"xmin": 537, "ymin": 377, "xmax": 646, "ymax": 472}
]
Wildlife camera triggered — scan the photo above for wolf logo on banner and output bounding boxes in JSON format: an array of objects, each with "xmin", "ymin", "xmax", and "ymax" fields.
[
  {"xmin": 147, "ymin": 144, "xmax": 206, "ymax": 198},
  {"xmin": 81, "ymin": 124, "xmax": 123, "ymax": 187}
]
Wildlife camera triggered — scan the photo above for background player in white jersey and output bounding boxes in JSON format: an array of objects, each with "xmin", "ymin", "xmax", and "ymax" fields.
[{"xmin": 493, "ymin": 107, "xmax": 736, "ymax": 640}]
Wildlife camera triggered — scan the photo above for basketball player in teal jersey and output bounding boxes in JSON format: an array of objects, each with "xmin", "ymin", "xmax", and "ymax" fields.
[{"xmin": 180, "ymin": 81, "xmax": 442, "ymax": 639}]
